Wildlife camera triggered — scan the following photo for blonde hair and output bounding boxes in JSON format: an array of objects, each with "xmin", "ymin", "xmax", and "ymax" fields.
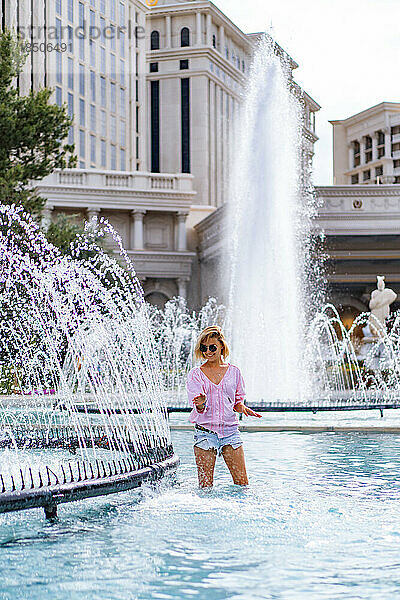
[{"xmin": 194, "ymin": 326, "xmax": 230, "ymax": 361}]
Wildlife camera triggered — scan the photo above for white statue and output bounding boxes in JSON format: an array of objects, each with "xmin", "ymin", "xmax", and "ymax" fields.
[{"xmin": 369, "ymin": 276, "xmax": 397, "ymax": 335}]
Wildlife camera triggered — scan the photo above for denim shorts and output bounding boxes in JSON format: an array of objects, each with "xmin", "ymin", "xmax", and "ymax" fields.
[{"xmin": 193, "ymin": 428, "xmax": 243, "ymax": 456}]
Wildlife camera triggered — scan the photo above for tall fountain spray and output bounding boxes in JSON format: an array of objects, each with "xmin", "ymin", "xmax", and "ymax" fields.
[{"xmin": 226, "ymin": 38, "xmax": 314, "ymax": 403}]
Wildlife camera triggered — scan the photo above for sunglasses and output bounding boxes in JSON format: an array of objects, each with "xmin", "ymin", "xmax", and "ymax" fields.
[{"xmin": 200, "ymin": 343, "xmax": 218, "ymax": 353}]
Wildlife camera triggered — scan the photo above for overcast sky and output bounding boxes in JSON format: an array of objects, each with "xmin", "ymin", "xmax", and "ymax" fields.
[{"xmin": 213, "ymin": 0, "xmax": 400, "ymax": 185}]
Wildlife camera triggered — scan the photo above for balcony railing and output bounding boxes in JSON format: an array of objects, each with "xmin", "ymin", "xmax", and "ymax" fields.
[{"xmin": 42, "ymin": 169, "xmax": 194, "ymax": 193}]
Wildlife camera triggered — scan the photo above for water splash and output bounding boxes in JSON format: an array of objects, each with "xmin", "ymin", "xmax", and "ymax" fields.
[
  {"xmin": 0, "ymin": 204, "xmax": 173, "ymax": 493},
  {"xmin": 226, "ymin": 37, "xmax": 313, "ymax": 402}
]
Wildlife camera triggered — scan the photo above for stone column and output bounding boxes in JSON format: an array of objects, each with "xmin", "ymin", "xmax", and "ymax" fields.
[
  {"xmin": 384, "ymin": 128, "xmax": 391, "ymax": 158},
  {"xmin": 219, "ymin": 24, "xmax": 225, "ymax": 54},
  {"xmin": 41, "ymin": 205, "xmax": 54, "ymax": 231},
  {"xmin": 372, "ymin": 132, "xmax": 378, "ymax": 162},
  {"xmin": 196, "ymin": 11, "xmax": 202, "ymax": 46},
  {"xmin": 177, "ymin": 277, "xmax": 188, "ymax": 299},
  {"xmin": 177, "ymin": 212, "xmax": 189, "ymax": 251},
  {"xmin": 348, "ymin": 143, "xmax": 354, "ymax": 170},
  {"xmin": 206, "ymin": 13, "xmax": 213, "ymax": 47},
  {"xmin": 165, "ymin": 15, "xmax": 172, "ymax": 48},
  {"xmin": 360, "ymin": 137, "xmax": 366, "ymax": 166},
  {"xmin": 130, "ymin": 209, "xmax": 146, "ymax": 250}
]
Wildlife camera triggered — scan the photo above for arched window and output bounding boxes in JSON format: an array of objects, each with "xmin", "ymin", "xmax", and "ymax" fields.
[
  {"xmin": 212, "ymin": 34, "xmax": 216, "ymax": 48},
  {"xmin": 180, "ymin": 27, "xmax": 190, "ymax": 47},
  {"xmin": 151, "ymin": 30, "xmax": 160, "ymax": 50}
]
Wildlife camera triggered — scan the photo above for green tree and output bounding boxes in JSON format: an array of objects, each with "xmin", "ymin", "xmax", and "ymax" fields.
[{"xmin": 0, "ymin": 29, "xmax": 76, "ymax": 215}]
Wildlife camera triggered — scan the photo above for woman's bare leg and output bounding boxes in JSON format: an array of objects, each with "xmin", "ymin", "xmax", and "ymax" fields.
[
  {"xmin": 221, "ymin": 445, "xmax": 249, "ymax": 486},
  {"xmin": 194, "ymin": 446, "xmax": 217, "ymax": 488}
]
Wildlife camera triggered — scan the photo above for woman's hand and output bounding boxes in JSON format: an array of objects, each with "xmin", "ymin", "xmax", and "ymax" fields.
[
  {"xmin": 193, "ymin": 394, "xmax": 206, "ymax": 413},
  {"xmin": 234, "ymin": 402, "xmax": 262, "ymax": 418}
]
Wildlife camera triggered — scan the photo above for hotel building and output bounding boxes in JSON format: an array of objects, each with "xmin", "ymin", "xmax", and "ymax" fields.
[
  {"xmin": 1, "ymin": 0, "xmax": 320, "ymax": 308},
  {"xmin": 331, "ymin": 102, "xmax": 400, "ymax": 186}
]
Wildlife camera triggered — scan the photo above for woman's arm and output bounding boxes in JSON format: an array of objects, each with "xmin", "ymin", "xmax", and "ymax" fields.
[
  {"xmin": 234, "ymin": 402, "xmax": 262, "ymax": 418},
  {"xmin": 187, "ymin": 369, "xmax": 206, "ymax": 412}
]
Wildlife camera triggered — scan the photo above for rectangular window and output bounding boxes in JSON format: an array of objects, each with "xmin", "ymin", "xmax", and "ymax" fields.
[
  {"xmin": 150, "ymin": 62, "xmax": 158, "ymax": 73},
  {"xmin": 351, "ymin": 174, "xmax": 359, "ymax": 184},
  {"xmin": 111, "ymin": 54, "xmax": 116, "ymax": 80},
  {"xmin": 120, "ymin": 148, "xmax": 126, "ymax": 171},
  {"xmin": 110, "ymin": 115, "xmax": 116, "ymax": 142},
  {"xmin": 180, "ymin": 59, "xmax": 189, "ymax": 70},
  {"xmin": 120, "ymin": 2, "xmax": 125, "ymax": 27},
  {"xmin": 120, "ymin": 30, "xmax": 125, "ymax": 57},
  {"xmin": 100, "ymin": 76, "xmax": 106, "ymax": 107},
  {"xmin": 90, "ymin": 135, "xmax": 96, "ymax": 163},
  {"xmin": 120, "ymin": 59, "xmax": 125, "ymax": 85},
  {"xmin": 120, "ymin": 88, "xmax": 125, "ymax": 113},
  {"xmin": 67, "ymin": 57, "xmax": 73, "ymax": 89},
  {"xmin": 100, "ymin": 0, "xmax": 106, "ymax": 14},
  {"xmin": 375, "ymin": 165, "xmax": 383, "ymax": 176},
  {"xmin": 363, "ymin": 169, "xmax": 370, "ymax": 181},
  {"xmin": 378, "ymin": 131, "xmax": 385, "ymax": 146},
  {"xmin": 90, "ymin": 104, "xmax": 96, "ymax": 130},
  {"xmin": 90, "ymin": 40, "xmax": 96, "ymax": 67},
  {"xmin": 111, "ymin": 145, "xmax": 116, "ymax": 170},
  {"xmin": 68, "ymin": 126, "xmax": 74, "ymax": 145},
  {"xmin": 150, "ymin": 80, "xmax": 160, "ymax": 173},
  {"xmin": 378, "ymin": 147, "xmax": 385, "ymax": 159},
  {"xmin": 394, "ymin": 159, "xmax": 400, "ymax": 168},
  {"xmin": 100, "ymin": 17, "xmax": 106, "ymax": 43},
  {"xmin": 79, "ymin": 160, "xmax": 85, "ymax": 169},
  {"xmin": 121, "ymin": 120, "xmax": 126, "ymax": 146},
  {"xmin": 110, "ymin": 82, "xmax": 116, "ymax": 110},
  {"xmin": 111, "ymin": 0, "xmax": 116, "ymax": 21},
  {"xmin": 392, "ymin": 143, "xmax": 400, "ymax": 152},
  {"xmin": 135, "ymin": 78, "xmax": 138, "ymax": 102},
  {"xmin": 110, "ymin": 26, "xmax": 116, "ymax": 51},
  {"xmin": 100, "ymin": 46, "xmax": 106, "ymax": 73},
  {"xmin": 392, "ymin": 125, "xmax": 400, "ymax": 135},
  {"xmin": 79, "ymin": 98, "xmax": 85, "ymax": 126},
  {"xmin": 56, "ymin": 51, "xmax": 63, "ymax": 84},
  {"xmin": 56, "ymin": 18, "xmax": 62, "ymax": 44},
  {"xmin": 90, "ymin": 9, "xmax": 95, "ymax": 28},
  {"xmin": 79, "ymin": 2, "xmax": 84, "ymax": 26},
  {"xmin": 68, "ymin": 26, "xmax": 73, "ymax": 52},
  {"xmin": 68, "ymin": 0, "xmax": 74, "ymax": 22},
  {"xmin": 136, "ymin": 136, "xmax": 139, "ymax": 160},
  {"xmin": 67, "ymin": 92, "xmax": 74, "ymax": 117},
  {"xmin": 79, "ymin": 64, "xmax": 85, "ymax": 95},
  {"xmin": 55, "ymin": 86, "xmax": 62, "ymax": 107},
  {"xmin": 56, "ymin": 0, "xmax": 62, "ymax": 15},
  {"xmin": 100, "ymin": 110, "xmax": 107, "ymax": 136},
  {"xmin": 80, "ymin": 130, "xmax": 86, "ymax": 157},
  {"xmin": 90, "ymin": 71, "xmax": 96, "ymax": 101},
  {"xmin": 181, "ymin": 78, "xmax": 190, "ymax": 173},
  {"xmin": 101, "ymin": 140, "xmax": 106, "ymax": 166},
  {"xmin": 79, "ymin": 35, "xmax": 85, "ymax": 60}
]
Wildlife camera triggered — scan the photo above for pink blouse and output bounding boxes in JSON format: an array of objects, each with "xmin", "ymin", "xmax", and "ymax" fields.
[{"xmin": 186, "ymin": 364, "xmax": 246, "ymax": 438}]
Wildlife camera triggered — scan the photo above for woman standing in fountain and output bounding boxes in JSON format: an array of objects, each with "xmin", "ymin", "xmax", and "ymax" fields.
[{"xmin": 187, "ymin": 326, "xmax": 261, "ymax": 488}]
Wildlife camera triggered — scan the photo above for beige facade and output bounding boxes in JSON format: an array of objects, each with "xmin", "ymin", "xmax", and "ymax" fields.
[{"xmin": 331, "ymin": 102, "xmax": 400, "ymax": 186}]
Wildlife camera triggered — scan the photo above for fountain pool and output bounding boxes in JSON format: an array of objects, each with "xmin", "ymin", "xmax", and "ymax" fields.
[{"xmin": 1, "ymin": 429, "xmax": 400, "ymax": 599}]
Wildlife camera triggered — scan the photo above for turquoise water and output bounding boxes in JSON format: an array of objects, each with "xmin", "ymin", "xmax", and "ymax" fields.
[{"xmin": 1, "ymin": 430, "xmax": 400, "ymax": 599}]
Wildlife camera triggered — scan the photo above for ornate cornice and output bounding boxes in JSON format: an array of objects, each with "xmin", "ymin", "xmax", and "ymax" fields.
[{"xmin": 316, "ymin": 185, "xmax": 400, "ymax": 198}]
